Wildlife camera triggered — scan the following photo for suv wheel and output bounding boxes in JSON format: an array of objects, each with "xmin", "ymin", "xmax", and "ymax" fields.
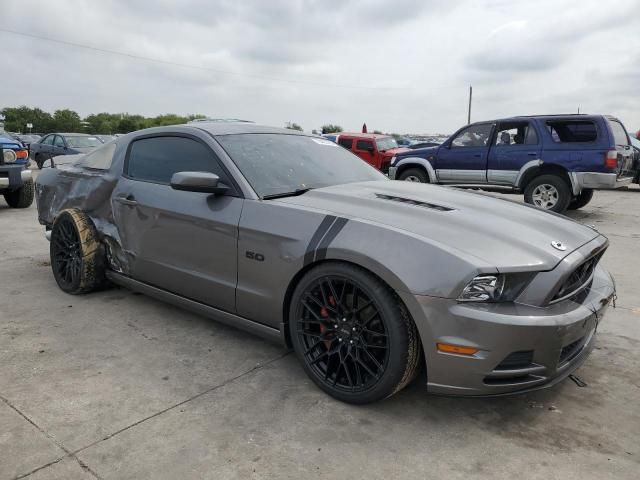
[
  {"xmin": 524, "ymin": 174, "xmax": 572, "ymax": 213},
  {"xmin": 3, "ymin": 179, "xmax": 34, "ymax": 208},
  {"xmin": 397, "ymin": 168, "xmax": 428, "ymax": 183},
  {"xmin": 289, "ymin": 262, "xmax": 422, "ymax": 404},
  {"xmin": 568, "ymin": 189, "xmax": 594, "ymax": 210}
]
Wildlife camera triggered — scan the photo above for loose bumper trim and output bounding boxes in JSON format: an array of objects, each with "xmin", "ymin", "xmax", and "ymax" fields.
[{"xmin": 575, "ymin": 171, "xmax": 632, "ymax": 190}]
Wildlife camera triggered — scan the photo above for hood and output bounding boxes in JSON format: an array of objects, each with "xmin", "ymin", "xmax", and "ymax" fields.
[
  {"xmin": 394, "ymin": 145, "xmax": 438, "ymax": 162},
  {"xmin": 383, "ymin": 147, "xmax": 411, "ymax": 157},
  {"xmin": 275, "ymin": 180, "xmax": 601, "ymax": 271}
]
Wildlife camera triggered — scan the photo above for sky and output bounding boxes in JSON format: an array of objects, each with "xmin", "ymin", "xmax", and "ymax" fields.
[{"xmin": 1, "ymin": 0, "xmax": 639, "ymax": 134}]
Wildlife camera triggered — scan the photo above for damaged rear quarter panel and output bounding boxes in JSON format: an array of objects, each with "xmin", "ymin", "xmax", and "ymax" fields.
[{"xmin": 35, "ymin": 141, "xmax": 128, "ymax": 272}]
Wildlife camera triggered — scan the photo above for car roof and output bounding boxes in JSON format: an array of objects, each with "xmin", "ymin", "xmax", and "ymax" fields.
[
  {"xmin": 337, "ymin": 132, "xmax": 391, "ymax": 139},
  {"xmin": 474, "ymin": 114, "xmax": 615, "ymax": 124},
  {"xmin": 129, "ymin": 122, "xmax": 309, "ymax": 137}
]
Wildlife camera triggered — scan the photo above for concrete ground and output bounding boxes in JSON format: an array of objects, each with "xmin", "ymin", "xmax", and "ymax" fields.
[{"xmin": 1, "ymin": 186, "xmax": 638, "ymax": 480}]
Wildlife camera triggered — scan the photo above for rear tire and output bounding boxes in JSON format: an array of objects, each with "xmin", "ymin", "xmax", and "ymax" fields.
[
  {"xmin": 3, "ymin": 179, "xmax": 34, "ymax": 208},
  {"xmin": 50, "ymin": 209, "xmax": 107, "ymax": 294},
  {"xmin": 568, "ymin": 189, "xmax": 594, "ymax": 210},
  {"xmin": 524, "ymin": 174, "xmax": 572, "ymax": 213},
  {"xmin": 289, "ymin": 262, "xmax": 422, "ymax": 404},
  {"xmin": 397, "ymin": 167, "xmax": 428, "ymax": 183}
]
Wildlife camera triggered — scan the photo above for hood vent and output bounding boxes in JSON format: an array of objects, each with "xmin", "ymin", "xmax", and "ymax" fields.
[{"xmin": 375, "ymin": 193, "xmax": 454, "ymax": 212}]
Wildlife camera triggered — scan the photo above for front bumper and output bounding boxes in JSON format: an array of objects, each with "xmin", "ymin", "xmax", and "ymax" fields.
[
  {"xmin": 400, "ymin": 264, "xmax": 614, "ymax": 396},
  {"xmin": 574, "ymin": 171, "xmax": 632, "ymax": 190},
  {"xmin": 0, "ymin": 166, "xmax": 32, "ymax": 191}
]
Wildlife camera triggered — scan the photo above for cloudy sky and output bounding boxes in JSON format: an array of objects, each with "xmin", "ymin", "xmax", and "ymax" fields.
[{"xmin": 1, "ymin": 0, "xmax": 639, "ymax": 133}]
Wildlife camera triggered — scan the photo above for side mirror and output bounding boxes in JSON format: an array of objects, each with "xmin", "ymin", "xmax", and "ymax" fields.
[{"xmin": 170, "ymin": 171, "xmax": 228, "ymax": 195}]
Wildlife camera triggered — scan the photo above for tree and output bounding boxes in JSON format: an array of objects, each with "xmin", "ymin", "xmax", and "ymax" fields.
[
  {"xmin": 1, "ymin": 106, "xmax": 54, "ymax": 133},
  {"xmin": 286, "ymin": 122, "xmax": 303, "ymax": 131},
  {"xmin": 53, "ymin": 109, "xmax": 82, "ymax": 132},
  {"xmin": 321, "ymin": 124, "xmax": 342, "ymax": 134}
]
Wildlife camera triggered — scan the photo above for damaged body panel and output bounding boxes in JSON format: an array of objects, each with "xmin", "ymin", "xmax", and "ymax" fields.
[{"xmin": 35, "ymin": 123, "xmax": 616, "ymax": 402}]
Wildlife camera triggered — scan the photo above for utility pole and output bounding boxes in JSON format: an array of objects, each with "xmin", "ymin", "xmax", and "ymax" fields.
[{"xmin": 467, "ymin": 86, "xmax": 473, "ymax": 125}]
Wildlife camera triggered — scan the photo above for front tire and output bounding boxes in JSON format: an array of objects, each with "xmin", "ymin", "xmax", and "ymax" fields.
[
  {"xmin": 50, "ymin": 209, "xmax": 107, "ymax": 294},
  {"xmin": 289, "ymin": 263, "xmax": 422, "ymax": 404},
  {"xmin": 568, "ymin": 189, "xmax": 594, "ymax": 210},
  {"xmin": 524, "ymin": 174, "xmax": 572, "ymax": 213},
  {"xmin": 3, "ymin": 179, "xmax": 34, "ymax": 208},
  {"xmin": 397, "ymin": 167, "xmax": 428, "ymax": 183}
]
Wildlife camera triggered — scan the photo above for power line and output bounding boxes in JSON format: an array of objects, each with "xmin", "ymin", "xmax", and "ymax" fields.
[{"xmin": 0, "ymin": 27, "xmax": 411, "ymax": 91}]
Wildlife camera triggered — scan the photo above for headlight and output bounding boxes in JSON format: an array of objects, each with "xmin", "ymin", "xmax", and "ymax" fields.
[
  {"xmin": 458, "ymin": 273, "xmax": 534, "ymax": 303},
  {"xmin": 3, "ymin": 149, "xmax": 17, "ymax": 163}
]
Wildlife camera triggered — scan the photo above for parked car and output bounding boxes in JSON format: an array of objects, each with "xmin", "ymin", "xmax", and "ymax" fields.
[
  {"xmin": 321, "ymin": 133, "xmax": 340, "ymax": 143},
  {"xmin": 334, "ymin": 133, "xmax": 410, "ymax": 173},
  {"xmin": 95, "ymin": 134, "xmax": 116, "ymax": 143},
  {"xmin": 396, "ymin": 137, "xmax": 415, "ymax": 147},
  {"xmin": 13, "ymin": 134, "xmax": 41, "ymax": 150},
  {"xmin": 30, "ymin": 133, "xmax": 103, "ymax": 168},
  {"xmin": 389, "ymin": 115, "xmax": 637, "ymax": 212},
  {"xmin": 35, "ymin": 122, "xmax": 615, "ymax": 404},
  {"xmin": 0, "ymin": 134, "xmax": 34, "ymax": 208},
  {"xmin": 409, "ymin": 141, "xmax": 440, "ymax": 149}
]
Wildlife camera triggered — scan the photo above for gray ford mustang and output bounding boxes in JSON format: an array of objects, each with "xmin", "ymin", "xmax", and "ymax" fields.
[{"xmin": 35, "ymin": 123, "xmax": 615, "ymax": 404}]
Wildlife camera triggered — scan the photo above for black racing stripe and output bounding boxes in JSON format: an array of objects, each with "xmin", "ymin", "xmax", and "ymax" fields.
[
  {"xmin": 303, "ymin": 215, "xmax": 336, "ymax": 266},
  {"xmin": 315, "ymin": 217, "xmax": 348, "ymax": 261}
]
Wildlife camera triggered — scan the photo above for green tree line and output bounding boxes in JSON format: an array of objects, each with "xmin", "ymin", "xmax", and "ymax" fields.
[{"xmin": 1, "ymin": 106, "xmax": 207, "ymax": 134}]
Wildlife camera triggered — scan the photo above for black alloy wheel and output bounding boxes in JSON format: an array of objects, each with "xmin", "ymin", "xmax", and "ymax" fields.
[
  {"xmin": 51, "ymin": 214, "xmax": 83, "ymax": 290},
  {"xmin": 290, "ymin": 263, "xmax": 421, "ymax": 404}
]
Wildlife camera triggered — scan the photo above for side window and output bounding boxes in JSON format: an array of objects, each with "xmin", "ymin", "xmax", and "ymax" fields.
[
  {"xmin": 451, "ymin": 124, "xmax": 493, "ymax": 148},
  {"xmin": 54, "ymin": 136, "xmax": 65, "ymax": 147},
  {"xmin": 494, "ymin": 122, "xmax": 538, "ymax": 146},
  {"xmin": 126, "ymin": 136, "xmax": 229, "ymax": 186},
  {"xmin": 355, "ymin": 140, "xmax": 373, "ymax": 151},
  {"xmin": 338, "ymin": 138, "xmax": 353, "ymax": 149},
  {"xmin": 42, "ymin": 135, "xmax": 54, "ymax": 145},
  {"xmin": 546, "ymin": 121, "xmax": 598, "ymax": 143},
  {"xmin": 77, "ymin": 142, "xmax": 116, "ymax": 170},
  {"xmin": 608, "ymin": 120, "xmax": 629, "ymax": 146}
]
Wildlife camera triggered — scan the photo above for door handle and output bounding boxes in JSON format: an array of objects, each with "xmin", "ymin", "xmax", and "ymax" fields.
[{"xmin": 115, "ymin": 196, "xmax": 138, "ymax": 206}]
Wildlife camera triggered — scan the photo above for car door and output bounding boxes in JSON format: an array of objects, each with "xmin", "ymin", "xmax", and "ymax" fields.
[
  {"xmin": 353, "ymin": 139, "xmax": 377, "ymax": 167},
  {"xmin": 436, "ymin": 123, "xmax": 494, "ymax": 183},
  {"xmin": 487, "ymin": 121, "xmax": 541, "ymax": 185},
  {"xmin": 111, "ymin": 133, "xmax": 243, "ymax": 313},
  {"xmin": 53, "ymin": 135, "xmax": 67, "ymax": 155},
  {"xmin": 37, "ymin": 134, "xmax": 54, "ymax": 155}
]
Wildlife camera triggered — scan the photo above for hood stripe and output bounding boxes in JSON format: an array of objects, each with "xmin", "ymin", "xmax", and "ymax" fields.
[
  {"xmin": 304, "ymin": 215, "xmax": 336, "ymax": 266},
  {"xmin": 315, "ymin": 217, "xmax": 348, "ymax": 262}
]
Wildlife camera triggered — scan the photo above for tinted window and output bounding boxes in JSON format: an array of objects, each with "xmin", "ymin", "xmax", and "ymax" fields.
[
  {"xmin": 216, "ymin": 134, "xmax": 385, "ymax": 198},
  {"xmin": 54, "ymin": 135, "xmax": 65, "ymax": 147},
  {"xmin": 42, "ymin": 135, "xmax": 54, "ymax": 145},
  {"xmin": 356, "ymin": 140, "xmax": 373, "ymax": 151},
  {"xmin": 77, "ymin": 142, "xmax": 116, "ymax": 170},
  {"xmin": 546, "ymin": 121, "xmax": 597, "ymax": 142},
  {"xmin": 608, "ymin": 120, "xmax": 629, "ymax": 146},
  {"xmin": 127, "ymin": 136, "xmax": 226, "ymax": 185},
  {"xmin": 495, "ymin": 122, "xmax": 538, "ymax": 146},
  {"xmin": 451, "ymin": 124, "xmax": 493, "ymax": 147},
  {"xmin": 338, "ymin": 138, "xmax": 353, "ymax": 149}
]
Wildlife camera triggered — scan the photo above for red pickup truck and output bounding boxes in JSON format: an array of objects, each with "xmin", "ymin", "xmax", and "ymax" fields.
[{"xmin": 331, "ymin": 133, "xmax": 410, "ymax": 173}]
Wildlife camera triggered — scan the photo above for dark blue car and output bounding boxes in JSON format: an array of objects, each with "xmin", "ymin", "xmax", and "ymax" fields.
[
  {"xmin": 0, "ymin": 134, "xmax": 34, "ymax": 208},
  {"xmin": 389, "ymin": 114, "xmax": 637, "ymax": 212}
]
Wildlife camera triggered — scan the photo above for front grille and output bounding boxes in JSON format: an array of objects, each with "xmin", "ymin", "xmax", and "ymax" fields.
[
  {"xmin": 375, "ymin": 193, "xmax": 453, "ymax": 212},
  {"xmin": 559, "ymin": 337, "xmax": 584, "ymax": 364},
  {"xmin": 483, "ymin": 350, "xmax": 546, "ymax": 386},
  {"xmin": 550, "ymin": 251, "xmax": 603, "ymax": 303}
]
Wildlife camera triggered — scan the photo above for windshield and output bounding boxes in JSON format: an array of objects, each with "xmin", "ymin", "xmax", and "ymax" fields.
[
  {"xmin": 375, "ymin": 137, "xmax": 398, "ymax": 151},
  {"xmin": 216, "ymin": 134, "xmax": 386, "ymax": 197},
  {"xmin": 66, "ymin": 136, "xmax": 103, "ymax": 148}
]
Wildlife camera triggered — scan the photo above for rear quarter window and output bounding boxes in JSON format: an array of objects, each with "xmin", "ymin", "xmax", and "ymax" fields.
[
  {"xmin": 546, "ymin": 120, "xmax": 598, "ymax": 143},
  {"xmin": 338, "ymin": 138, "xmax": 353, "ymax": 149},
  {"xmin": 76, "ymin": 142, "xmax": 116, "ymax": 170}
]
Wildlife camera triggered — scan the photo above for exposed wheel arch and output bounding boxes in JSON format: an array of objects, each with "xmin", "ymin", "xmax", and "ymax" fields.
[{"xmin": 518, "ymin": 164, "xmax": 572, "ymax": 193}]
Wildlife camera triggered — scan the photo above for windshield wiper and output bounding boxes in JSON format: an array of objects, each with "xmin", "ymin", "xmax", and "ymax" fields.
[{"xmin": 262, "ymin": 188, "xmax": 313, "ymax": 200}]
